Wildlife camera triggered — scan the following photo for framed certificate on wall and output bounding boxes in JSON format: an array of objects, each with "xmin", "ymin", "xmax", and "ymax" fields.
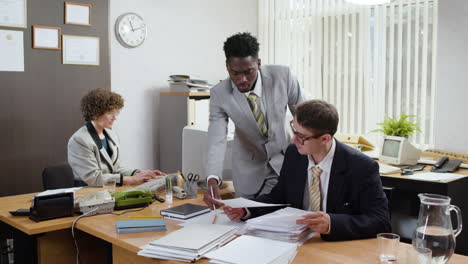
[
  {"xmin": 64, "ymin": 2, "xmax": 91, "ymax": 26},
  {"xmin": 0, "ymin": 0, "xmax": 27, "ymax": 28},
  {"xmin": 62, "ymin": 35, "xmax": 99, "ymax": 66},
  {"xmin": 32, "ymin": 25, "xmax": 61, "ymax": 50}
]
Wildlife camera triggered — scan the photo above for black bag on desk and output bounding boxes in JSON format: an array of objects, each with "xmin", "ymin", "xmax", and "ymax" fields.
[{"xmin": 29, "ymin": 192, "xmax": 74, "ymax": 222}]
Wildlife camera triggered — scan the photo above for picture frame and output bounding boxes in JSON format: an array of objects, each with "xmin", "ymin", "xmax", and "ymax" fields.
[
  {"xmin": 64, "ymin": 2, "xmax": 91, "ymax": 26},
  {"xmin": 62, "ymin": 35, "xmax": 99, "ymax": 66},
  {"xmin": 0, "ymin": 0, "xmax": 27, "ymax": 28},
  {"xmin": 32, "ymin": 25, "xmax": 61, "ymax": 50}
]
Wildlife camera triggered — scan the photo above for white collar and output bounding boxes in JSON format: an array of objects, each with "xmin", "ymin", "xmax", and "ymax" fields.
[{"xmin": 307, "ymin": 138, "xmax": 336, "ymax": 173}]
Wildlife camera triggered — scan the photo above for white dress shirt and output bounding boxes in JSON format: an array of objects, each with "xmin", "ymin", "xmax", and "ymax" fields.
[
  {"xmin": 302, "ymin": 138, "xmax": 337, "ymax": 212},
  {"xmin": 207, "ymin": 71, "xmax": 264, "ymax": 185}
]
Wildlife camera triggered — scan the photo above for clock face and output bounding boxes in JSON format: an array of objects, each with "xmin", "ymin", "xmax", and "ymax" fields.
[{"xmin": 115, "ymin": 13, "xmax": 147, "ymax": 48}]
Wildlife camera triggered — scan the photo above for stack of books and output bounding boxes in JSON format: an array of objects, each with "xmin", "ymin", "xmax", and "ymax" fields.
[
  {"xmin": 245, "ymin": 207, "xmax": 313, "ymax": 244},
  {"xmin": 205, "ymin": 235, "xmax": 298, "ymax": 264},
  {"xmin": 160, "ymin": 203, "xmax": 210, "ymax": 220},
  {"xmin": 116, "ymin": 219, "xmax": 166, "ymax": 234},
  {"xmin": 138, "ymin": 223, "xmax": 238, "ymax": 262}
]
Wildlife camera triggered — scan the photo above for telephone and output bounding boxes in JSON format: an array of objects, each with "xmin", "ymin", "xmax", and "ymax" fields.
[
  {"xmin": 78, "ymin": 190, "xmax": 115, "ymax": 215},
  {"xmin": 112, "ymin": 189, "xmax": 153, "ymax": 210},
  {"xmin": 431, "ymin": 156, "xmax": 462, "ymax": 173}
]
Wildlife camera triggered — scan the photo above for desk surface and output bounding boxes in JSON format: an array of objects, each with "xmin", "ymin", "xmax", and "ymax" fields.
[
  {"xmin": 379, "ymin": 164, "xmax": 468, "ymax": 183},
  {"xmin": 1, "ymin": 188, "xmax": 468, "ymax": 263}
]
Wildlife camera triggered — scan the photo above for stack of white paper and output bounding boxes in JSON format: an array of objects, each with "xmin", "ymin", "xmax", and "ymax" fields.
[
  {"xmin": 205, "ymin": 235, "xmax": 298, "ymax": 264},
  {"xmin": 138, "ymin": 224, "xmax": 238, "ymax": 262},
  {"xmin": 245, "ymin": 207, "xmax": 314, "ymax": 244}
]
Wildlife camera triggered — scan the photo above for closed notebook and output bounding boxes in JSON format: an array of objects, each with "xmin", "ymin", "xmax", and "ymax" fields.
[
  {"xmin": 160, "ymin": 203, "xmax": 210, "ymax": 219},
  {"xmin": 116, "ymin": 219, "xmax": 166, "ymax": 234}
]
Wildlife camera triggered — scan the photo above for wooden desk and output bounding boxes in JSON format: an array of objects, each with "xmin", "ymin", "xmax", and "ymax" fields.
[
  {"xmin": 74, "ymin": 194, "xmax": 468, "ymax": 264},
  {"xmin": 1, "ymin": 187, "xmax": 467, "ymax": 263},
  {"xmin": 380, "ymin": 166, "xmax": 468, "ymax": 255}
]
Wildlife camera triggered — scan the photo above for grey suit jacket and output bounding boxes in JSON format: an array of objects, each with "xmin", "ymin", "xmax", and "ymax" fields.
[
  {"xmin": 206, "ymin": 65, "xmax": 305, "ymax": 198},
  {"xmin": 68, "ymin": 122, "xmax": 137, "ymax": 186}
]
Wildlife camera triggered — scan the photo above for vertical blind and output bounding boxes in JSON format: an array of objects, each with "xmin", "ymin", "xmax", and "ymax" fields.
[{"xmin": 258, "ymin": 0, "xmax": 437, "ymax": 147}]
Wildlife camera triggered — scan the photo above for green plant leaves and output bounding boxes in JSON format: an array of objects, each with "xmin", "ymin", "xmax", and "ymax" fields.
[{"xmin": 371, "ymin": 114, "xmax": 422, "ymax": 137}]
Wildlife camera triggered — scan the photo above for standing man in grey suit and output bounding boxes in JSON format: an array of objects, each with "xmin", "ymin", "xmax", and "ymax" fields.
[{"xmin": 203, "ymin": 32, "xmax": 305, "ymax": 207}]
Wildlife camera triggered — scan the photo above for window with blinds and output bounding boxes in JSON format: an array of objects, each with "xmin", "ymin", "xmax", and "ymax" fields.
[{"xmin": 258, "ymin": 0, "xmax": 437, "ymax": 147}]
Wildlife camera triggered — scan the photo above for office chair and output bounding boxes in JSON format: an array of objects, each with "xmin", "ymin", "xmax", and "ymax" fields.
[
  {"xmin": 41, "ymin": 162, "xmax": 77, "ymax": 190},
  {"xmin": 383, "ymin": 186, "xmax": 394, "ymax": 219}
]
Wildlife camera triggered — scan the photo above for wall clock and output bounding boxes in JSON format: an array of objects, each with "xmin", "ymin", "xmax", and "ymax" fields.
[{"xmin": 115, "ymin": 13, "xmax": 147, "ymax": 48}]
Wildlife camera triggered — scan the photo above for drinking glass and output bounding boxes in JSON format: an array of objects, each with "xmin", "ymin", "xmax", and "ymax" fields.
[
  {"xmin": 103, "ymin": 178, "xmax": 116, "ymax": 193},
  {"xmin": 378, "ymin": 233, "xmax": 400, "ymax": 263}
]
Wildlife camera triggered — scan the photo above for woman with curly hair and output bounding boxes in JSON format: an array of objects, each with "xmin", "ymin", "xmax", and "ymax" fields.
[{"xmin": 68, "ymin": 88, "xmax": 164, "ymax": 187}]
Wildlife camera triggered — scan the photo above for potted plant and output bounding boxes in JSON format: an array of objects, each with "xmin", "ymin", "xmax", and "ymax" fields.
[{"xmin": 372, "ymin": 114, "xmax": 422, "ymax": 138}]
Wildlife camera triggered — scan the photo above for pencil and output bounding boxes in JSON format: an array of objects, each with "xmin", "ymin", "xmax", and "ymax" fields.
[
  {"xmin": 128, "ymin": 216, "xmax": 163, "ymax": 219},
  {"xmin": 210, "ymin": 185, "xmax": 217, "ymax": 224}
]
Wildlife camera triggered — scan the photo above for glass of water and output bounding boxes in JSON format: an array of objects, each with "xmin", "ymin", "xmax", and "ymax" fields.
[
  {"xmin": 378, "ymin": 233, "xmax": 400, "ymax": 263},
  {"xmin": 103, "ymin": 178, "xmax": 116, "ymax": 193}
]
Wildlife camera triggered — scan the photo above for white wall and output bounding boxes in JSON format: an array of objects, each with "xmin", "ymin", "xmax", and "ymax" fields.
[
  {"xmin": 110, "ymin": 0, "xmax": 258, "ymax": 170},
  {"xmin": 434, "ymin": 0, "xmax": 468, "ymax": 153}
]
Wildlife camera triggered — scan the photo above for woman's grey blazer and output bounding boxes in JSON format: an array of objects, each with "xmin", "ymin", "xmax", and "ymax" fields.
[{"xmin": 67, "ymin": 122, "xmax": 137, "ymax": 186}]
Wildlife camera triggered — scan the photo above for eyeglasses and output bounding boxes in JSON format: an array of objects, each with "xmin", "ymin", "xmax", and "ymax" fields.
[
  {"xmin": 105, "ymin": 110, "xmax": 120, "ymax": 117},
  {"xmin": 289, "ymin": 120, "xmax": 321, "ymax": 145}
]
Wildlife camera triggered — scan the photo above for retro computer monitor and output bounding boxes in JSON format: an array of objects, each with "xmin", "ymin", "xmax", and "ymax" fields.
[
  {"xmin": 379, "ymin": 135, "xmax": 421, "ymax": 165},
  {"xmin": 182, "ymin": 126, "xmax": 233, "ymax": 181}
]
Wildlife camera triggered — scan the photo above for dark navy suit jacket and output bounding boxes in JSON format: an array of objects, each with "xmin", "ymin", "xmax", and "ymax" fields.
[{"xmin": 251, "ymin": 141, "xmax": 391, "ymax": 241}]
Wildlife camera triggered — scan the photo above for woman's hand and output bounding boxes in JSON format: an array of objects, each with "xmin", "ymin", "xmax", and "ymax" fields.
[{"xmin": 124, "ymin": 170, "xmax": 157, "ymax": 185}]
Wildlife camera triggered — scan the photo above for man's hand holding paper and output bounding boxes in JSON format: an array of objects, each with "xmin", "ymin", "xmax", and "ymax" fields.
[{"xmin": 296, "ymin": 211, "xmax": 331, "ymax": 234}]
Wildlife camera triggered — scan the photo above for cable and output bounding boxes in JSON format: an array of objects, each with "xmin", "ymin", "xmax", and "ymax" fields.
[
  {"xmin": 111, "ymin": 205, "xmax": 148, "ymax": 215},
  {"xmin": 71, "ymin": 208, "xmax": 99, "ymax": 264},
  {"xmin": 71, "ymin": 205, "xmax": 149, "ymax": 263}
]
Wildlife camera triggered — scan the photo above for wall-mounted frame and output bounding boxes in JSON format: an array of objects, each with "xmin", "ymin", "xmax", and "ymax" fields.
[
  {"xmin": 0, "ymin": 0, "xmax": 27, "ymax": 28},
  {"xmin": 32, "ymin": 25, "xmax": 61, "ymax": 50},
  {"xmin": 62, "ymin": 35, "xmax": 99, "ymax": 66},
  {"xmin": 64, "ymin": 2, "xmax": 91, "ymax": 26}
]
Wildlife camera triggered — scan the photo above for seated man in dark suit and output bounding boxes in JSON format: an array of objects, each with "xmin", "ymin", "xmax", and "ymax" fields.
[{"xmin": 224, "ymin": 100, "xmax": 391, "ymax": 241}]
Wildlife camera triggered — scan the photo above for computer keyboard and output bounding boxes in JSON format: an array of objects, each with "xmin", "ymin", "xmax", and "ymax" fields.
[
  {"xmin": 131, "ymin": 177, "xmax": 166, "ymax": 194},
  {"xmin": 379, "ymin": 164, "xmax": 401, "ymax": 175}
]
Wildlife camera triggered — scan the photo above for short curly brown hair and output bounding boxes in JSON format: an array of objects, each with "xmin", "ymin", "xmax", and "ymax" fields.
[{"xmin": 80, "ymin": 88, "xmax": 124, "ymax": 121}]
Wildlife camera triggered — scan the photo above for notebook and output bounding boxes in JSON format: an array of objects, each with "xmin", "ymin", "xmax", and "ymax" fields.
[
  {"xmin": 160, "ymin": 203, "xmax": 210, "ymax": 219},
  {"xmin": 116, "ymin": 219, "xmax": 166, "ymax": 234}
]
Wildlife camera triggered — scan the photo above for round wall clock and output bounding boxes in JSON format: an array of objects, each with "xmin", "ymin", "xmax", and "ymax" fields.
[{"xmin": 115, "ymin": 13, "xmax": 147, "ymax": 48}]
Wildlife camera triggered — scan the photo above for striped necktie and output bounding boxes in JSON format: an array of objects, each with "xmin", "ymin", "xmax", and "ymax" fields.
[
  {"xmin": 309, "ymin": 167, "xmax": 323, "ymax": 212},
  {"xmin": 247, "ymin": 93, "xmax": 268, "ymax": 137}
]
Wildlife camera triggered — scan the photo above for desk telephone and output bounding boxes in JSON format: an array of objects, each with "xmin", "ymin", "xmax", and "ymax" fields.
[
  {"xmin": 431, "ymin": 156, "xmax": 462, "ymax": 173},
  {"xmin": 112, "ymin": 189, "xmax": 153, "ymax": 210}
]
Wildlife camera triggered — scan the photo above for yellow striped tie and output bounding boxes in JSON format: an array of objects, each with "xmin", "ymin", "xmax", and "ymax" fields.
[
  {"xmin": 309, "ymin": 167, "xmax": 323, "ymax": 212},
  {"xmin": 247, "ymin": 93, "xmax": 268, "ymax": 137}
]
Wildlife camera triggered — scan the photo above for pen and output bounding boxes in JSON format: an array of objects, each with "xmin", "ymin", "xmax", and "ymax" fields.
[
  {"xmin": 210, "ymin": 185, "xmax": 217, "ymax": 224},
  {"xmin": 128, "ymin": 215, "xmax": 163, "ymax": 219}
]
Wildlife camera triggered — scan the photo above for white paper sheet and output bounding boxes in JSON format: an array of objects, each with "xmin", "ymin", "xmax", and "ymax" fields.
[
  {"xmin": 65, "ymin": 3, "xmax": 89, "ymax": 25},
  {"xmin": 34, "ymin": 27, "xmax": 59, "ymax": 49},
  {"xmin": 204, "ymin": 235, "xmax": 297, "ymax": 264},
  {"xmin": 36, "ymin": 187, "xmax": 82, "ymax": 197},
  {"xmin": 215, "ymin": 197, "xmax": 288, "ymax": 208},
  {"xmin": 0, "ymin": 29, "xmax": 23, "ymax": 71},
  {"xmin": 178, "ymin": 209, "xmax": 246, "ymax": 234},
  {"xmin": 63, "ymin": 35, "xmax": 99, "ymax": 65},
  {"xmin": 407, "ymin": 172, "xmax": 466, "ymax": 181},
  {"xmin": 0, "ymin": 0, "xmax": 26, "ymax": 28}
]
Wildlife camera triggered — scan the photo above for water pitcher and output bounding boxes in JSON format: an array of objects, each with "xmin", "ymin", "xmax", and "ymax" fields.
[{"xmin": 412, "ymin": 193, "xmax": 462, "ymax": 264}]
